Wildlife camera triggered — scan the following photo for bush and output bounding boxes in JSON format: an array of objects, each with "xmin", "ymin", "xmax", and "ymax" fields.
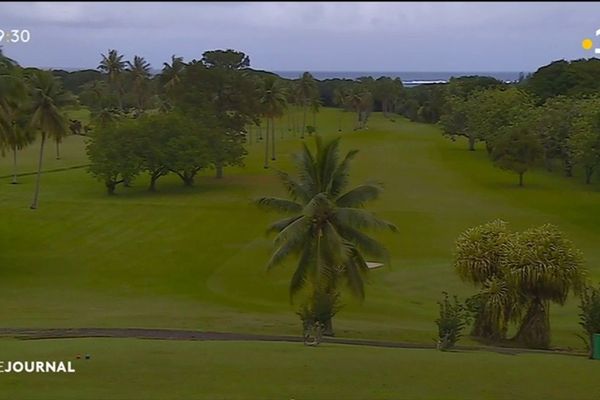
[
  {"xmin": 297, "ymin": 290, "xmax": 341, "ymax": 346},
  {"xmin": 579, "ymin": 284, "xmax": 600, "ymax": 358},
  {"xmin": 435, "ymin": 292, "xmax": 471, "ymax": 351}
]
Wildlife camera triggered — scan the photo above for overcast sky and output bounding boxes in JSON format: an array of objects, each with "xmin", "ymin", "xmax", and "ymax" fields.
[{"xmin": 0, "ymin": 2, "xmax": 598, "ymax": 72}]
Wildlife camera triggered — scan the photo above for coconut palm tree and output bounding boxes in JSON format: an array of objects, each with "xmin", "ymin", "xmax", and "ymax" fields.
[
  {"xmin": 161, "ymin": 55, "xmax": 186, "ymax": 95},
  {"xmin": 297, "ymin": 72, "xmax": 317, "ymax": 139},
  {"xmin": 502, "ymin": 224, "xmax": 585, "ymax": 348},
  {"xmin": 0, "ymin": 58, "xmax": 34, "ymax": 183},
  {"xmin": 257, "ymin": 136, "xmax": 397, "ymax": 334},
  {"xmin": 126, "ymin": 55, "xmax": 151, "ymax": 110},
  {"xmin": 310, "ymin": 96, "xmax": 321, "ymax": 132},
  {"xmin": 260, "ymin": 76, "xmax": 287, "ymax": 168},
  {"xmin": 333, "ymin": 88, "xmax": 348, "ymax": 132},
  {"xmin": 28, "ymin": 71, "xmax": 68, "ymax": 210},
  {"xmin": 98, "ymin": 49, "xmax": 126, "ymax": 110}
]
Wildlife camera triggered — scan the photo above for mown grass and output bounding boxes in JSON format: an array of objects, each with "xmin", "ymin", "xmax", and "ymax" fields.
[
  {"xmin": 0, "ymin": 107, "xmax": 599, "ymax": 350},
  {"xmin": 1, "ymin": 338, "xmax": 600, "ymax": 400}
]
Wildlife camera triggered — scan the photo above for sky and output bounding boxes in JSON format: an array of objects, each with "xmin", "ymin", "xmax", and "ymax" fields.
[{"xmin": 0, "ymin": 1, "xmax": 599, "ymax": 72}]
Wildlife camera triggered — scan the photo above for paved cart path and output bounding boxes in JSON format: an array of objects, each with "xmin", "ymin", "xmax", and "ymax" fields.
[{"xmin": 0, "ymin": 327, "xmax": 585, "ymax": 357}]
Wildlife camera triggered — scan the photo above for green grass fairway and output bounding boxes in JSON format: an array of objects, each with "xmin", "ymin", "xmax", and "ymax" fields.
[
  {"xmin": 1, "ymin": 338, "xmax": 599, "ymax": 400},
  {"xmin": 1, "ymin": 108, "xmax": 600, "ymax": 347}
]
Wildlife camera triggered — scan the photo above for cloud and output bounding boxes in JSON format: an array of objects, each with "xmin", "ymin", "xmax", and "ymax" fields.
[{"xmin": 0, "ymin": 2, "xmax": 598, "ymax": 71}]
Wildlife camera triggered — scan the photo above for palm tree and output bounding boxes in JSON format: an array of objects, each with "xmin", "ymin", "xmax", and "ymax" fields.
[
  {"xmin": 258, "ymin": 136, "xmax": 397, "ymax": 335},
  {"xmin": 310, "ymin": 96, "xmax": 321, "ymax": 132},
  {"xmin": 98, "ymin": 49, "xmax": 126, "ymax": 110},
  {"xmin": 347, "ymin": 87, "xmax": 373, "ymax": 130},
  {"xmin": 127, "ymin": 55, "xmax": 151, "ymax": 110},
  {"xmin": 0, "ymin": 54, "xmax": 33, "ymax": 183},
  {"xmin": 503, "ymin": 224, "xmax": 585, "ymax": 348},
  {"xmin": 333, "ymin": 88, "xmax": 347, "ymax": 132},
  {"xmin": 28, "ymin": 71, "xmax": 68, "ymax": 210},
  {"xmin": 161, "ymin": 55, "xmax": 186, "ymax": 95},
  {"xmin": 297, "ymin": 72, "xmax": 317, "ymax": 139},
  {"xmin": 260, "ymin": 76, "xmax": 287, "ymax": 168}
]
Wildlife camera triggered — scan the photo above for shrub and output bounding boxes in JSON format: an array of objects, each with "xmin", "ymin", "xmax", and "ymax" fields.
[
  {"xmin": 435, "ymin": 292, "xmax": 471, "ymax": 351},
  {"xmin": 297, "ymin": 291, "xmax": 341, "ymax": 346},
  {"xmin": 578, "ymin": 284, "xmax": 600, "ymax": 358}
]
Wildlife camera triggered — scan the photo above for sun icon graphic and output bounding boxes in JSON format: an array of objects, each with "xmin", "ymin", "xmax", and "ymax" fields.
[{"xmin": 582, "ymin": 38, "xmax": 594, "ymax": 50}]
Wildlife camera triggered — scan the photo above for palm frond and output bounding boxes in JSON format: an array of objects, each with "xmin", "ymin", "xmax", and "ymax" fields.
[
  {"xmin": 336, "ymin": 183, "xmax": 383, "ymax": 208},
  {"xmin": 334, "ymin": 207, "xmax": 398, "ymax": 232},
  {"xmin": 335, "ymin": 223, "xmax": 390, "ymax": 263},
  {"xmin": 256, "ymin": 197, "xmax": 302, "ymax": 213},
  {"xmin": 267, "ymin": 215, "xmax": 303, "ymax": 234},
  {"xmin": 275, "ymin": 170, "xmax": 311, "ymax": 204},
  {"xmin": 290, "ymin": 241, "xmax": 315, "ymax": 298},
  {"xmin": 328, "ymin": 149, "xmax": 359, "ymax": 198},
  {"xmin": 295, "ymin": 142, "xmax": 319, "ymax": 195}
]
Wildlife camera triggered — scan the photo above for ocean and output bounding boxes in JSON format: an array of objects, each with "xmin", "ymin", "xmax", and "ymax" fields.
[{"xmin": 273, "ymin": 71, "xmax": 525, "ymax": 87}]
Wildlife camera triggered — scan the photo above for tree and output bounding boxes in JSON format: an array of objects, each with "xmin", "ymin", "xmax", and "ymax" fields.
[
  {"xmin": 98, "ymin": 49, "xmax": 126, "ymax": 110},
  {"xmin": 467, "ymin": 87, "xmax": 533, "ymax": 153},
  {"xmin": 333, "ymin": 87, "xmax": 349, "ymax": 132},
  {"xmin": 533, "ymin": 96, "xmax": 583, "ymax": 175},
  {"xmin": 86, "ymin": 119, "xmax": 141, "ymax": 194},
  {"xmin": 161, "ymin": 55, "xmax": 186, "ymax": 96},
  {"xmin": 126, "ymin": 55, "xmax": 151, "ymax": 110},
  {"xmin": 347, "ymin": 85, "xmax": 373, "ymax": 130},
  {"xmin": 297, "ymin": 72, "xmax": 317, "ymax": 139},
  {"xmin": 259, "ymin": 76, "xmax": 287, "ymax": 168},
  {"xmin": 439, "ymin": 95, "xmax": 478, "ymax": 151},
  {"xmin": 172, "ymin": 49, "xmax": 257, "ymax": 179},
  {"xmin": 490, "ymin": 122, "xmax": 543, "ymax": 186},
  {"xmin": 502, "ymin": 224, "xmax": 585, "ymax": 349},
  {"xmin": 28, "ymin": 71, "xmax": 68, "ymax": 209},
  {"xmin": 0, "ymin": 57, "xmax": 34, "ymax": 184},
  {"xmin": 454, "ymin": 220, "xmax": 517, "ymax": 340},
  {"xmin": 257, "ymin": 136, "xmax": 397, "ymax": 335},
  {"xmin": 570, "ymin": 100, "xmax": 600, "ymax": 184}
]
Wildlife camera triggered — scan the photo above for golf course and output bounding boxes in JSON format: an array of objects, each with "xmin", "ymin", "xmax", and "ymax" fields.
[{"xmin": 2, "ymin": 107, "xmax": 600, "ymax": 399}]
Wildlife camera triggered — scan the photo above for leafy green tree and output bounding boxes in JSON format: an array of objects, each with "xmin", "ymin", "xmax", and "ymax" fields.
[
  {"xmin": 98, "ymin": 49, "xmax": 126, "ymax": 110},
  {"xmin": 172, "ymin": 49, "xmax": 257, "ymax": 179},
  {"xmin": 258, "ymin": 136, "xmax": 397, "ymax": 335},
  {"xmin": 86, "ymin": 119, "xmax": 141, "ymax": 194},
  {"xmin": 490, "ymin": 122, "xmax": 543, "ymax": 186},
  {"xmin": 163, "ymin": 117, "xmax": 211, "ymax": 186},
  {"xmin": 465, "ymin": 87, "xmax": 533, "ymax": 153},
  {"xmin": 28, "ymin": 70, "xmax": 68, "ymax": 209},
  {"xmin": 533, "ymin": 96, "xmax": 583, "ymax": 176},
  {"xmin": 570, "ymin": 101, "xmax": 600, "ymax": 184},
  {"xmin": 439, "ymin": 95, "xmax": 478, "ymax": 151},
  {"xmin": 503, "ymin": 224, "xmax": 585, "ymax": 349}
]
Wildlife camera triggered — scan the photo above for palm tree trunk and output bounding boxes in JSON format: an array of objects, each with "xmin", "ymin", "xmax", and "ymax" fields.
[
  {"xmin": 215, "ymin": 161, "xmax": 223, "ymax": 179},
  {"xmin": 55, "ymin": 139, "xmax": 60, "ymax": 160},
  {"xmin": 338, "ymin": 111, "xmax": 343, "ymax": 132},
  {"xmin": 301, "ymin": 104, "xmax": 307, "ymax": 139},
  {"xmin": 514, "ymin": 298, "xmax": 550, "ymax": 349},
  {"xmin": 519, "ymin": 172, "xmax": 524, "ymax": 187},
  {"xmin": 264, "ymin": 118, "xmax": 270, "ymax": 169},
  {"xmin": 30, "ymin": 132, "xmax": 47, "ymax": 210},
  {"xmin": 271, "ymin": 118, "xmax": 276, "ymax": 161},
  {"xmin": 12, "ymin": 146, "xmax": 18, "ymax": 184}
]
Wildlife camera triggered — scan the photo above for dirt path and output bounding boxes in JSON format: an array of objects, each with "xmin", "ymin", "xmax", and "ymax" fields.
[{"xmin": 0, "ymin": 327, "xmax": 585, "ymax": 357}]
